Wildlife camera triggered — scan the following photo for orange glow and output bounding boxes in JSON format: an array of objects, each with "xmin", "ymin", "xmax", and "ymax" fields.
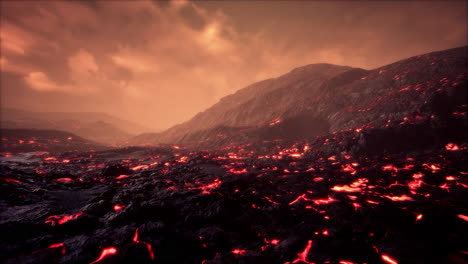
[
  {"xmin": 269, "ymin": 118, "xmax": 282, "ymax": 126},
  {"xmin": 423, "ymin": 163, "xmax": 441, "ymax": 173},
  {"xmin": 115, "ymin": 174, "xmax": 129, "ymax": 179},
  {"xmin": 265, "ymin": 196, "xmax": 280, "ymax": 205},
  {"xmin": 352, "ymin": 203, "xmax": 361, "ymax": 210},
  {"xmin": 331, "ymin": 185, "xmax": 360, "ymax": 192},
  {"xmin": 384, "ymin": 195, "xmax": 413, "ymax": 201},
  {"xmin": 382, "ymin": 164, "xmax": 398, "ymax": 172},
  {"xmin": 1, "ymin": 177, "xmax": 23, "ymax": 183},
  {"xmin": 457, "ymin": 214, "xmax": 468, "ymax": 221},
  {"xmin": 381, "ymin": 254, "xmax": 398, "ymax": 264},
  {"xmin": 131, "ymin": 164, "xmax": 149, "ymax": 171},
  {"xmin": 292, "ymin": 240, "xmax": 313, "ymax": 263},
  {"xmin": 231, "ymin": 249, "xmax": 248, "ymax": 255},
  {"xmin": 0, "ymin": 1, "xmax": 464, "ymax": 131},
  {"xmin": 408, "ymin": 179, "xmax": 423, "ymax": 190},
  {"xmin": 331, "ymin": 178, "xmax": 367, "ymax": 192},
  {"xmin": 54, "ymin": 178, "xmax": 73, "ymax": 182},
  {"xmin": 113, "ymin": 204, "xmax": 125, "ymax": 211},
  {"xmin": 190, "ymin": 178, "xmax": 223, "ymax": 194},
  {"xmin": 48, "ymin": 243, "xmax": 66, "ymax": 255},
  {"xmin": 90, "ymin": 247, "xmax": 117, "ymax": 264},
  {"xmin": 289, "ymin": 153, "xmax": 302, "ymax": 158},
  {"xmin": 133, "ymin": 228, "xmax": 155, "ymax": 260},
  {"xmin": 45, "ymin": 212, "xmax": 85, "ymax": 225},
  {"xmin": 270, "ymin": 239, "xmax": 280, "ymax": 245},
  {"xmin": 228, "ymin": 168, "xmax": 247, "ymax": 174},
  {"xmin": 57, "ymin": 212, "xmax": 84, "ymax": 224},
  {"xmin": 313, "ymin": 196, "xmax": 336, "ymax": 205},
  {"xmin": 445, "ymin": 143, "xmax": 460, "ymax": 151},
  {"xmin": 416, "ymin": 214, "xmax": 423, "ymax": 221},
  {"xmin": 341, "ymin": 164, "xmax": 356, "ymax": 173},
  {"xmin": 289, "ymin": 194, "xmax": 311, "ymax": 205}
]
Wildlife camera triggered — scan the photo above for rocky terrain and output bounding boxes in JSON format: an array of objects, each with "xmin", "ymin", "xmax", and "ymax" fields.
[
  {"xmin": 131, "ymin": 46, "xmax": 467, "ymax": 150},
  {"xmin": 0, "ymin": 141, "xmax": 467, "ymax": 264},
  {"xmin": 0, "ymin": 46, "xmax": 467, "ymax": 264}
]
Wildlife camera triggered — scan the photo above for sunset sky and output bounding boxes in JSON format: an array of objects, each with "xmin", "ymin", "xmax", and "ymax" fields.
[{"xmin": 1, "ymin": 0, "xmax": 466, "ymax": 131}]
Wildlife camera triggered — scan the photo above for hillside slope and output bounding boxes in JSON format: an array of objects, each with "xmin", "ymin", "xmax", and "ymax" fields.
[
  {"xmin": 133, "ymin": 63, "xmax": 356, "ymax": 144},
  {"xmin": 131, "ymin": 46, "xmax": 467, "ymax": 152}
]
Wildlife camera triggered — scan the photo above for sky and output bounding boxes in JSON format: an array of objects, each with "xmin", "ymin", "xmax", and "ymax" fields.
[{"xmin": 1, "ymin": 0, "xmax": 466, "ymax": 131}]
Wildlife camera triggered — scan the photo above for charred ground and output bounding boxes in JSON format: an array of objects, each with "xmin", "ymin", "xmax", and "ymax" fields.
[
  {"xmin": 0, "ymin": 141, "xmax": 467, "ymax": 264},
  {"xmin": 0, "ymin": 46, "xmax": 467, "ymax": 264}
]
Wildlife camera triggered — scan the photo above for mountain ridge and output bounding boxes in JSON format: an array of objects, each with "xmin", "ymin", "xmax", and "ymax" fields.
[
  {"xmin": 132, "ymin": 63, "xmax": 355, "ymax": 144},
  {"xmin": 0, "ymin": 108, "xmax": 151, "ymax": 144},
  {"xmin": 130, "ymin": 45, "xmax": 467, "ymax": 153}
]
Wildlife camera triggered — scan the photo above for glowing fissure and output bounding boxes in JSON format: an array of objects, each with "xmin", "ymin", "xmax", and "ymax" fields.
[
  {"xmin": 45, "ymin": 212, "xmax": 85, "ymax": 225},
  {"xmin": 90, "ymin": 247, "xmax": 117, "ymax": 264},
  {"xmin": 292, "ymin": 240, "xmax": 313, "ymax": 263},
  {"xmin": 1, "ymin": 177, "xmax": 23, "ymax": 183},
  {"xmin": 381, "ymin": 254, "xmax": 398, "ymax": 264},
  {"xmin": 231, "ymin": 249, "xmax": 248, "ymax": 255},
  {"xmin": 383, "ymin": 195, "xmax": 414, "ymax": 202},
  {"xmin": 133, "ymin": 228, "xmax": 155, "ymax": 260},
  {"xmin": 113, "ymin": 204, "xmax": 125, "ymax": 211}
]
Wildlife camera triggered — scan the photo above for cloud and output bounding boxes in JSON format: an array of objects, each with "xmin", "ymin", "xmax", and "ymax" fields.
[
  {"xmin": 1, "ymin": 0, "xmax": 466, "ymax": 130},
  {"xmin": 68, "ymin": 49, "xmax": 99, "ymax": 76},
  {"xmin": 0, "ymin": 23, "xmax": 31, "ymax": 55},
  {"xmin": 24, "ymin": 72, "xmax": 61, "ymax": 91},
  {"xmin": 0, "ymin": 56, "xmax": 31, "ymax": 74},
  {"xmin": 110, "ymin": 53, "xmax": 157, "ymax": 74}
]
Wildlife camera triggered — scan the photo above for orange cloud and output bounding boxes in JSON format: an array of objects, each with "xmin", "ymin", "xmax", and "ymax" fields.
[
  {"xmin": 24, "ymin": 72, "xmax": 60, "ymax": 91},
  {"xmin": 1, "ymin": 0, "xmax": 466, "ymax": 130}
]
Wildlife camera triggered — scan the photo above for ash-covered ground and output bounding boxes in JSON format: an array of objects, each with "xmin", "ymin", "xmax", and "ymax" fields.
[{"xmin": 1, "ymin": 140, "xmax": 467, "ymax": 264}]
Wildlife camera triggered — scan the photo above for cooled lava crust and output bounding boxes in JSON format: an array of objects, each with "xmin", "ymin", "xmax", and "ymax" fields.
[{"xmin": 1, "ymin": 142, "xmax": 467, "ymax": 264}]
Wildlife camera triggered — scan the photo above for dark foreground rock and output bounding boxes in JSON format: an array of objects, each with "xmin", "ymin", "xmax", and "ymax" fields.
[{"xmin": 0, "ymin": 141, "xmax": 467, "ymax": 264}]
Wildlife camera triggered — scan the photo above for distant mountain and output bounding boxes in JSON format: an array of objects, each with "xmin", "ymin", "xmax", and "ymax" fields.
[
  {"xmin": 1, "ymin": 109, "xmax": 149, "ymax": 144},
  {"xmin": 132, "ymin": 63, "xmax": 355, "ymax": 144},
  {"xmin": 0, "ymin": 128, "xmax": 106, "ymax": 153},
  {"xmin": 130, "ymin": 46, "xmax": 467, "ymax": 153}
]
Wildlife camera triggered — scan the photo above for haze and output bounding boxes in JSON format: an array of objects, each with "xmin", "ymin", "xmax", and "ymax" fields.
[{"xmin": 1, "ymin": 0, "xmax": 466, "ymax": 131}]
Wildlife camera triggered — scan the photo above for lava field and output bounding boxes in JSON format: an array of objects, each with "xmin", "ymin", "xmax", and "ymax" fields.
[
  {"xmin": 1, "ymin": 46, "xmax": 467, "ymax": 264},
  {"xmin": 1, "ymin": 141, "xmax": 467, "ymax": 264}
]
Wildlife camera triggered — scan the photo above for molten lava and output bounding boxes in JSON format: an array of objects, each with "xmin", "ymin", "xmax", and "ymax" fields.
[
  {"xmin": 48, "ymin": 243, "xmax": 66, "ymax": 255},
  {"xmin": 90, "ymin": 247, "xmax": 117, "ymax": 264},
  {"xmin": 292, "ymin": 240, "xmax": 313, "ymax": 263},
  {"xmin": 381, "ymin": 254, "xmax": 398, "ymax": 264},
  {"xmin": 231, "ymin": 249, "xmax": 248, "ymax": 255},
  {"xmin": 445, "ymin": 143, "xmax": 460, "ymax": 151},
  {"xmin": 133, "ymin": 228, "xmax": 155, "ymax": 260},
  {"xmin": 113, "ymin": 204, "xmax": 125, "ymax": 211},
  {"xmin": 45, "ymin": 212, "xmax": 85, "ymax": 226}
]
